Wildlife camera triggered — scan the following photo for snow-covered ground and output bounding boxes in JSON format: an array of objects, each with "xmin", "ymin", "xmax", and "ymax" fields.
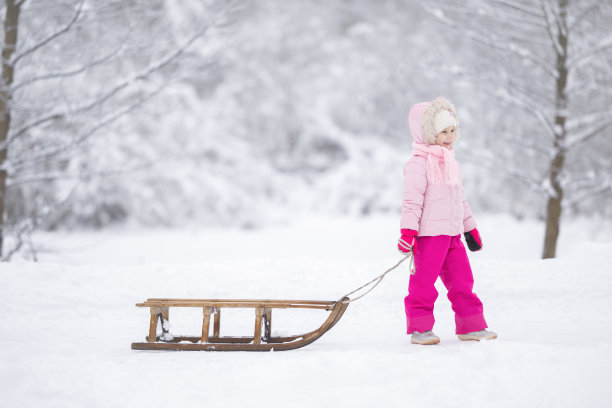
[{"xmin": 1, "ymin": 214, "xmax": 612, "ymax": 407}]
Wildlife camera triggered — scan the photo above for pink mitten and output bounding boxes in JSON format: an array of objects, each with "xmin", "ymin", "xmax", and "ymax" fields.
[
  {"xmin": 464, "ymin": 228, "xmax": 483, "ymax": 252},
  {"xmin": 398, "ymin": 229, "xmax": 418, "ymax": 254}
]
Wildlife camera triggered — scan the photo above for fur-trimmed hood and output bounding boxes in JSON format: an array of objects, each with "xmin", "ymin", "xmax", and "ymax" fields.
[{"xmin": 408, "ymin": 96, "xmax": 459, "ymax": 145}]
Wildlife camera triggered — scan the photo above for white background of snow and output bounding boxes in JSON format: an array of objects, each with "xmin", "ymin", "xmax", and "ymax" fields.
[{"xmin": 1, "ymin": 214, "xmax": 612, "ymax": 408}]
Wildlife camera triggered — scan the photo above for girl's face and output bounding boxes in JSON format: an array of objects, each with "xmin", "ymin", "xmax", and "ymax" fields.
[{"xmin": 434, "ymin": 126, "xmax": 456, "ymax": 150}]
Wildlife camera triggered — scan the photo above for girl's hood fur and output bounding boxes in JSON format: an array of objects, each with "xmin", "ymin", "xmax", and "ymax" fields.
[{"xmin": 409, "ymin": 96, "xmax": 459, "ymax": 145}]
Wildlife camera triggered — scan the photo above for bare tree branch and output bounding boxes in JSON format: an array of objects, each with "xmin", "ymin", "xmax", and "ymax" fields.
[
  {"xmin": 563, "ymin": 179, "xmax": 612, "ymax": 208},
  {"xmin": 492, "ymin": 82, "xmax": 557, "ymax": 140},
  {"xmin": 567, "ymin": 75, "xmax": 612, "ymax": 96},
  {"xmin": 566, "ymin": 118, "xmax": 612, "ymax": 149},
  {"xmin": 424, "ymin": 3, "xmax": 558, "ymax": 79},
  {"xmin": 469, "ymin": 70, "xmax": 558, "ymax": 138},
  {"xmin": 6, "ymin": 80, "xmax": 170, "ymax": 172},
  {"xmin": 7, "ymin": 155, "xmax": 158, "ymax": 187},
  {"xmin": 539, "ymin": 0, "xmax": 563, "ymax": 56},
  {"xmin": 0, "ymin": 217, "xmax": 34, "ymax": 261},
  {"xmin": 443, "ymin": 1, "xmax": 547, "ymax": 30},
  {"xmin": 568, "ymin": 37, "xmax": 612, "ymax": 69},
  {"xmin": 568, "ymin": 1, "xmax": 600, "ymax": 31},
  {"xmin": 548, "ymin": 0, "xmax": 568, "ymax": 37},
  {"xmin": 3, "ymin": 112, "xmax": 64, "ymax": 149},
  {"xmin": 465, "ymin": 146, "xmax": 547, "ymax": 196},
  {"xmin": 505, "ymin": 75, "xmax": 556, "ymax": 107},
  {"xmin": 498, "ymin": 131, "xmax": 550, "ymax": 155},
  {"xmin": 491, "ymin": 0, "xmax": 543, "ymax": 19},
  {"xmin": 12, "ymin": 0, "xmax": 85, "ymax": 66},
  {"xmin": 566, "ymin": 111, "xmax": 612, "ymax": 133},
  {"xmin": 7, "ymin": 58, "xmax": 218, "ymax": 174},
  {"xmin": 12, "ymin": 39, "xmax": 126, "ymax": 92},
  {"xmin": 3, "ymin": 20, "xmax": 212, "ymax": 151}
]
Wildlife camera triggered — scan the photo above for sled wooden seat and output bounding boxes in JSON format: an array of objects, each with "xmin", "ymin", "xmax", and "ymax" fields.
[{"xmin": 131, "ymin": 297, "xmax": 349, "ymax": 351}]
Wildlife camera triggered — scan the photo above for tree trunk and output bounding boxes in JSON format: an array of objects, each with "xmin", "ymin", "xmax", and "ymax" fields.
[
  {"xmin": 0, "ymin": 0, "xmax": 21, "ymax": 258},
  {"xmin": 542, "ymin": 0, "xmax": 568, "ymax": 259},
  {"xmin": 543, "ymin": 158, "xmax": 564, "ymax": 259}
]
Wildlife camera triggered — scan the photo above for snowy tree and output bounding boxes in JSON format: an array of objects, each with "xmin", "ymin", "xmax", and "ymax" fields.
[
  {"xmin": 426, "ymin": 0, "xmax": 612, "ymax": 258},
  {"xmin": 0, "ymin": 0, "xmax": 229, "ymax": 258}
]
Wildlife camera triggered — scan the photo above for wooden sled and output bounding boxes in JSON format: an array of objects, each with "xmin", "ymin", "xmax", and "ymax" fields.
[{"xmin": 131, "ymin": 297, "xmax": 350, "ymax": 351}]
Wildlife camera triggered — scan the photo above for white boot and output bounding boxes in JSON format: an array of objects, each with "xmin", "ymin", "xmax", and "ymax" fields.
[
  {"xmin": 411, "ymin": 330, "xmax": 440, "ymax": 345},
  {"xmin": 458, "ymin": 329, "xmax": 497, "ymax": 341}
]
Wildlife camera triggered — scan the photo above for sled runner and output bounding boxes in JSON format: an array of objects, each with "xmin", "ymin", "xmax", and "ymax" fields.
[{"xmin": 131, "ymin": 297, "xmax": 349, "ymax": 351}]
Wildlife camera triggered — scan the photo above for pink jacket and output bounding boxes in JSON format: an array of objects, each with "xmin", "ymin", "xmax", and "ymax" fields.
[{"xmin": 400, "ymin": 101, "xmax": 477, "ymax": 237}]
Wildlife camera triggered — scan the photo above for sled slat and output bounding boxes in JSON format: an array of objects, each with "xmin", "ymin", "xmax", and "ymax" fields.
[
  {"xmin": 146, "ymin": 298, "xmax": 335, "ymax": 305},
  {"xmin": 213, "ymin": 310, "xmax": 221, "ymax": 338},
  {"xmin": 263, "ymin": 308, "xmax": 272, "ymax": 341},
  {"xmin": 148, "ymin": 308, "xmax": 159, "ymax": 343},
  {"xmin": 137, "ymin": 299, "xmax": 335, "ymax": 310},
  {"xmin": 162, "ymin": 307, "xmax": 169, "ymax": 322},
  {"xmin": 254, "ymin": 307, "xmax": 263, "ymax": 345},
  {"xmin": 202, "ymin": 307, "xmax": 213, "ymax": 343}
]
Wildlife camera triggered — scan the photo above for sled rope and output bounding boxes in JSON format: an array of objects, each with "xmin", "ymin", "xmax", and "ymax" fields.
[{"xmin": 340, "ymin": 252, "xmax": 414, "ymax": 304}]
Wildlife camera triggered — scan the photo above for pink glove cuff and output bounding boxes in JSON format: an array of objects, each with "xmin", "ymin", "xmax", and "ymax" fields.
[{"xmin": 398, "ymin": 229, "xmax": 418, "ymax": 254}]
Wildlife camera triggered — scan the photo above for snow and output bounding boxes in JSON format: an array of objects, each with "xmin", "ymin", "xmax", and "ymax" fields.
[{"xmin": 1, "ymin": 214, "xmax": 612, "ymax": 407}]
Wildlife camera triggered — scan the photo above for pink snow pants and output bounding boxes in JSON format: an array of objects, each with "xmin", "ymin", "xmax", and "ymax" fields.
[{"xmin": 404, "ymin": 234, "xmax": 487, "ymax": 335}]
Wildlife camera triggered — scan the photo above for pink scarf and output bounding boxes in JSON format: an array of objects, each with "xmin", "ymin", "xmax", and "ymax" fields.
[{"xmin": 411, "ymin": 142, "xmax": 460, "ymax": 185}]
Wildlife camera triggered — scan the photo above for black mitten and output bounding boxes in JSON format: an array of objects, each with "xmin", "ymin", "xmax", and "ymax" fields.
[{"xmin": 464, "ymin": 229, "xmax": 483, "ymax": 252}]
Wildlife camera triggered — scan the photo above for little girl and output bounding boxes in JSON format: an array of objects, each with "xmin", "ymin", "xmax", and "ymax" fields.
[{"xmin": 397, "ymin": 96, "xmax": 497, "ymax": 345}]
